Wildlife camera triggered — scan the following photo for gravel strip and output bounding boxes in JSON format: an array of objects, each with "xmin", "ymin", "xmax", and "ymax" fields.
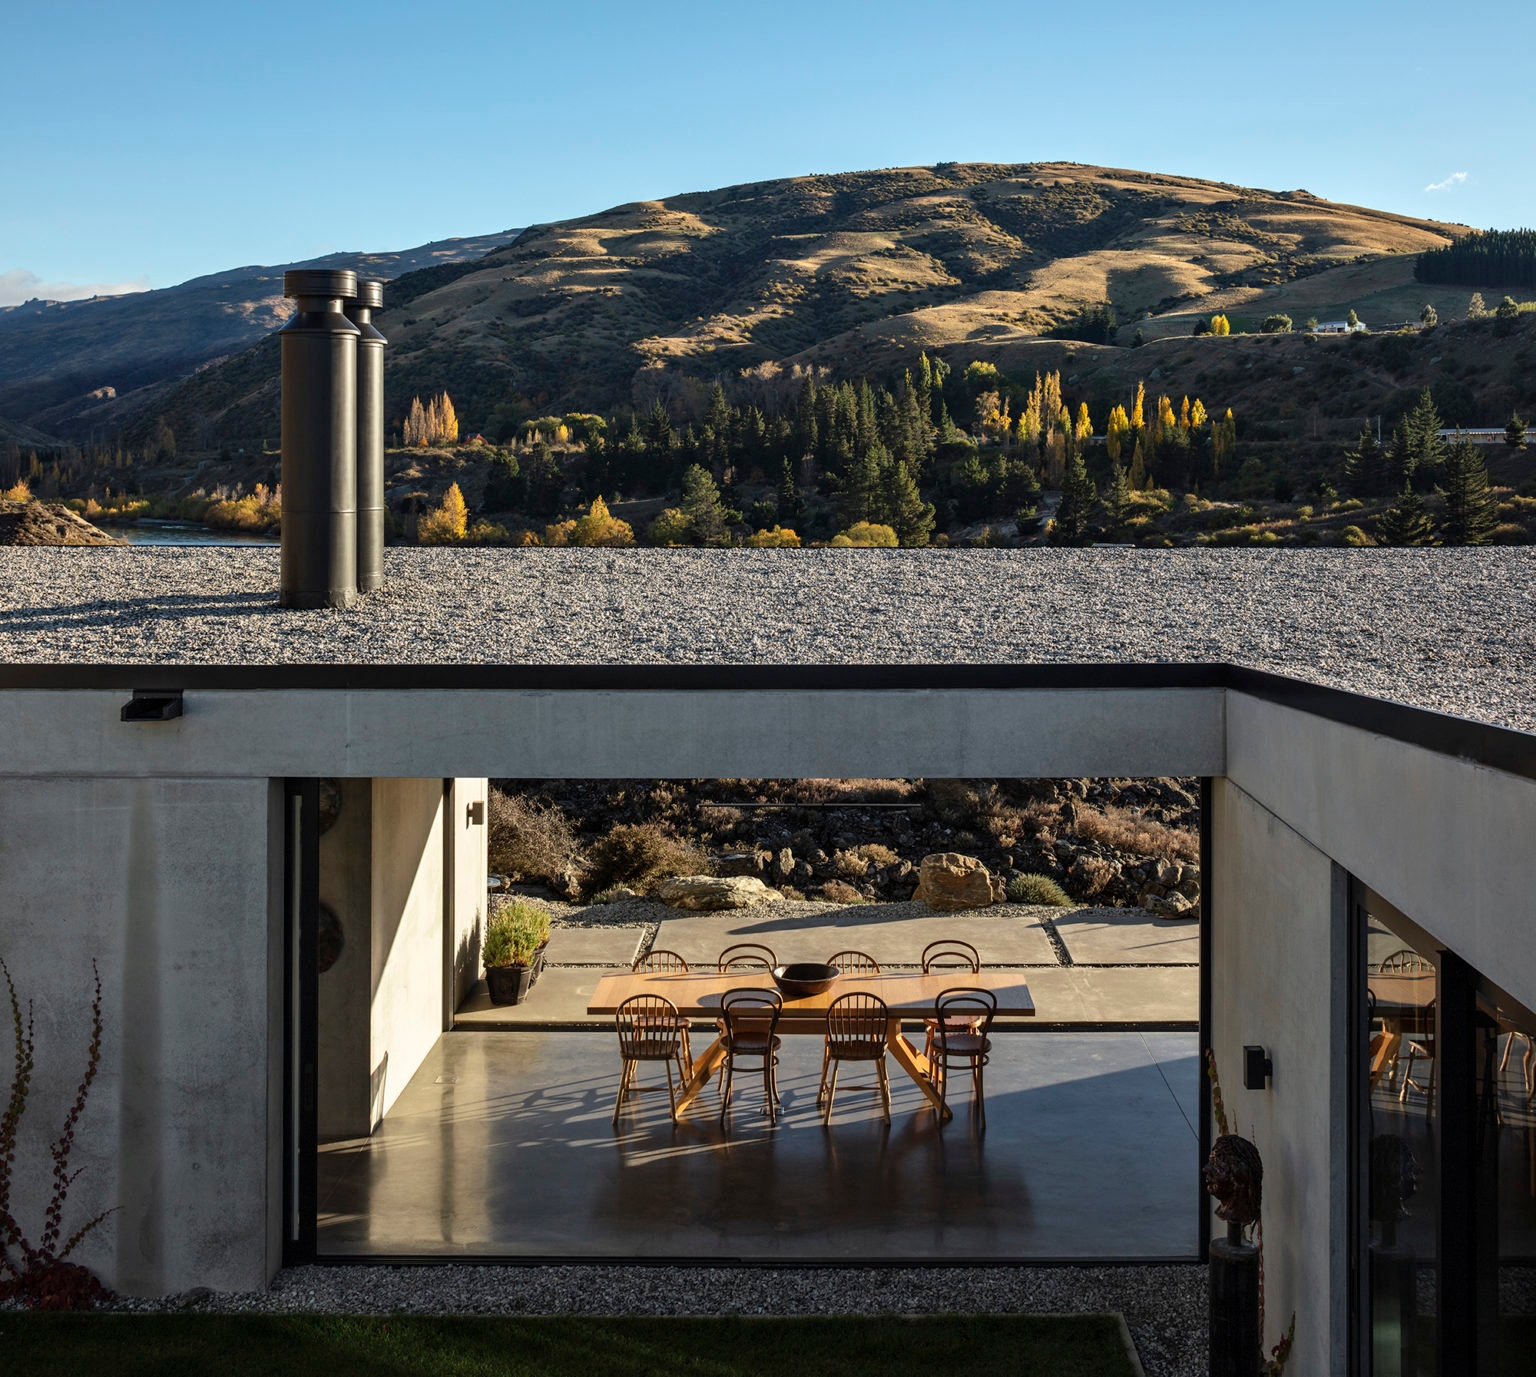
[
  {"xmin": 2, "ymin": 546, "xmax": 1534, "ymax": 733},
  {"xmin": 101, "ymin": 1262, "xmax": 1207, "ymax": 1377}
]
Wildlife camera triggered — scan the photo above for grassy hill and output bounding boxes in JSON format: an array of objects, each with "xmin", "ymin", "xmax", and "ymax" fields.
[
  {"xmin": 0, "ymin": 230, "xmax": 522, "ymax": 441},
  {"xmin": 132, "ymin": 162, "xmax": 1461, "ymax": 447}
]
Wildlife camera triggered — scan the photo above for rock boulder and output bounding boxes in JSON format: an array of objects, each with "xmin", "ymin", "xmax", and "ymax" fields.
[
  {"xmin": 912, "ymin": 853, "xmax": 1006, "ymax": 912},
  {"xmin": 657, "ymin": 875, "xmax": 784, "ymax": 911}
]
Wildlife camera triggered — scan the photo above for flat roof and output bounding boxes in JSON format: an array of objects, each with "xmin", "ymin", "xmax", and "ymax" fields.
[{"xmin": 2, "ymin": 546, "xmax": 1533, "ymax": 734}]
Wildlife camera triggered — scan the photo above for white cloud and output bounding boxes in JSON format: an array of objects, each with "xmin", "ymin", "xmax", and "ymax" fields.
[
  {"xmin": 0, "ymin": 269, "xmax": 151, "ymax": 308},
  {"xmin": 1424, "ymin": 171, "xmax": 1468, "ymax": 193}
]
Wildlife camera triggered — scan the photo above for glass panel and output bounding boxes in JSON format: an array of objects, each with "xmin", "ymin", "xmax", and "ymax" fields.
[
  {"xmin": 1477, "ymin": 992, "xmax": 1536, "ymax": 1374},
  {"xmin": 1365, "ymin": 904, "xmax": 1438, "ymax": 1377}
]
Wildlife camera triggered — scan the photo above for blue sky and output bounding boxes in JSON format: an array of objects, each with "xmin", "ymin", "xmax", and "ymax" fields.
[{"xmin": 4, "ymin": 0, "xmax": 1532, "ymax": 305}]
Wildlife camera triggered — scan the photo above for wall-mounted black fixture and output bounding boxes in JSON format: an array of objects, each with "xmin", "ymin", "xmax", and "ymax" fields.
[
  {"xmin": 466, "ymin": 800, "xmax": 486, "ymax": 826},
  {"xmin": 1243, "ymin": 1044, "xmax": 1273, "ymax": 1090},
  {"xmin": 121, "ymin": 689, "xmax": 184, "ymax": 722}
]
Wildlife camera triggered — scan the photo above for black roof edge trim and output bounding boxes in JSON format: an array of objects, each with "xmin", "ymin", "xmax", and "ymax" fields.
[{"xmin": 0, "ymin": 660, "xmax": 1531, "ymax": 780}]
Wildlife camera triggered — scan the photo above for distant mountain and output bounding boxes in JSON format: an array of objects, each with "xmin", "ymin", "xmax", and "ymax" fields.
[
  {"xmin": 128, "ymin": 162, "xmax": 1458, "ymax": 447},
  {"xmin": 0, "ymin": 230, "xmax": 521, "ymax": 440}
]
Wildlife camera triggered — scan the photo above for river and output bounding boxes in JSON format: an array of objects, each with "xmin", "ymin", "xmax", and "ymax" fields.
[{"xmin": 120, "ymin": 521, "xmax": 277, "ymax": 546}]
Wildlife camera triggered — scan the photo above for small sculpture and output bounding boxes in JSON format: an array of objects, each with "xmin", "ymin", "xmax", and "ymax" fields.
[{"xmin": 1203, "ymin": 1131, "xmax": 1264, "ymax": 1226}]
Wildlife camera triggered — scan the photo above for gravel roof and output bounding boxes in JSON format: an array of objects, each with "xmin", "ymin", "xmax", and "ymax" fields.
[{"xmin": 3, "ymin": 546, "xmax": 1534, "ymax": 733}]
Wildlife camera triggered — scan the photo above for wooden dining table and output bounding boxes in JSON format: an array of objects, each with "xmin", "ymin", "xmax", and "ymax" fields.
[{"xmin": 587, "ymin": 969, "xmax": 1035, "ymax": 1120}]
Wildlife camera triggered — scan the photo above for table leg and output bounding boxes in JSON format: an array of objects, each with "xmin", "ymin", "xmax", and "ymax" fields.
[
  {"xmin": 674, "ymin": 1035, "xmax": 728, "ymax": 1116},
  {"xmin": 886, "ymin": 1018, "xmax": 950, "ymax": 1121}
]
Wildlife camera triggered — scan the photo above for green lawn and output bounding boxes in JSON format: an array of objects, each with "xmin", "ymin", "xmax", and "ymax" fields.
[{"xmin": 0, "ymin": 1314, "xmax": 1139, "ymax": 1377}]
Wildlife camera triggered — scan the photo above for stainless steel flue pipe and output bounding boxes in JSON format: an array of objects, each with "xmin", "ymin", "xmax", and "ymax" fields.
[
  {"xmin": 280, "ymin": 269, "xmax": 359, "ymax": 609},
  {"xmin": 343, "ymin": 280, "xmax": 386, "ymax": 593}
]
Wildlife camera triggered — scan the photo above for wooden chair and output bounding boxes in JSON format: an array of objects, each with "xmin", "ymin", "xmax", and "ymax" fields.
[
  {"xmin": 1380, "ymin": 949, "xmax": 1435, "ymax": 1112},
  {"xmin": 718, "ymin": 988, "xmax": 783, "ymax": 1128},
  {"xmin": 931, "ymin": 988, "xmax": 997, "ymax": 1129},
  {"xmin": 818, "ymin": 992, "xmax": 892, "ymax": 1125},
  {"xmin": 634, "ymin": 949, "xmax": 689, "ymax": 973},
  {"xmin": 826, "ymin": 950, "xmax": 880, "ymax": 974},
  {"xmin": 612, "ymin": 993, "xmax": 690, "ymax": 1126},
  {"xmin": 631, "ymin": 950, "xmax": 692, "ymax": 1062},
  {"xmin": 921, "ymin": 939, "xmax": 982, "ymax": 1063},
  {"xmin": 718, "ymin": 943, "xmax": 777, "ymax": 972}
]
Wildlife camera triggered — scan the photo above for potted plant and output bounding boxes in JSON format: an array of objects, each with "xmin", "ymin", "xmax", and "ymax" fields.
[{"xmin": 483, "ymin": 902, "xmax": 552, "ymax": 1005}]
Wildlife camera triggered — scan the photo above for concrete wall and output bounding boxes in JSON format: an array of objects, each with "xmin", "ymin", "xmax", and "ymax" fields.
[
  {"xmin": 0, "ymin": 687, "xmax": 1225, "ymax": 781},
  {"xmin": 367, "ymin": 778, "xmax": 446, "ymax": 1124},
  {"xmin": 0, "ymin": 775, "xmax": 276, "ymax": 1296},
  {"xmin": 446, "ymin": 779, "xmax": 488, "ymax": 1023},
  {"xmin": 1226, "ymin": 693, "xmax": 1536, "ymax": 1012},
  {"xmin": 1209, "ymin": 779, "xmax": 1349, "ymax": 1377}
]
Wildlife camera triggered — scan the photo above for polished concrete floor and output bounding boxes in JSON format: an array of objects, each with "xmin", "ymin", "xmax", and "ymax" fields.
[{"xmin": 318, "ymin": 1029, "xmax": 1200, "ymax": 1260}]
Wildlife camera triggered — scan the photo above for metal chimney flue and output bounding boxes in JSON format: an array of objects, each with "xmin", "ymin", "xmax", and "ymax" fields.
[
  {"xmin": 343, "ymin": 280, "xmax": 386, "ymax": 593},
  {"xmin": 280, "ymin": 269, "xmax": 359, "ymax": 609}
]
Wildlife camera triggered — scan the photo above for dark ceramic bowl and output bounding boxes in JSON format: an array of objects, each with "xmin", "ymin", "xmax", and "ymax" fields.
[{"xmin": 772, "ymin": 963, "xmax": 840, "ymax": 998}]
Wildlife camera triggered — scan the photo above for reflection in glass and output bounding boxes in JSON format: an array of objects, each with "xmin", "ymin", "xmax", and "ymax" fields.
[{"xmin": 1365, "ymin": 909, "xmax": 1437, "ymax": 1377}]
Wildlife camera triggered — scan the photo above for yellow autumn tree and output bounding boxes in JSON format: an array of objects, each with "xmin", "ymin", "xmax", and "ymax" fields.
[
  {"xmin": 418, "ymin": 483, "xmax": 468, "ymax": 543},
  {"xmin": 744, "ymin": 526, "xmax": 801, "ymax": 547},
  {"xmin": 1131, "ymin": 380, "xmax": 1146, "ymax": 434},
  {"xmin": 1128, "ymin": 439, "xmax": 1148, "ymax": 490},
  {"xmin": 1190, "ymin": 398, "xmax": 1208, "ymax": 431},
  {"xmin": 402, "ymin": 392, "xmax": 460, "ymax": 447},
  {"xmin": 831, "ymin": 521, "xmax": 899, "ymax": 547},
  {"xmin": 1105, "ymin": 404, "xmax": 1131, "ymax": 462},
  {"xmin": 568, "ymin": 496, "xmax": 635, "ymax": 547},
  {"xmin": 1212, "ymin": 408, "xmax": 1237, "ymax": 475},
  {"xmin": 1210, "ymin": 315, "xmax": 1231, "ymax": 336}
]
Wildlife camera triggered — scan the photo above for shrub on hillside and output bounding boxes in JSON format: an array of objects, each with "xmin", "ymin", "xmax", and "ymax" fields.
[
  {"xmin": 545, "ymin": 497, "xmax": 635, "ymax": 547},
  {"xmin": 744, "ymin": 526, "xmax": 800, "ymax": 547},
  {"xmin": 1072, "ymin": 804, "xmax": 1198, "ymax": 863},
  {"xmin": 586, "ymin": 822, "xmax": 707, "ymax": 895},
  {"xmin": 647, "ymin": 508, "xmax": 692, "ymax": 546},
  {"xmin": 830, "ymin": 521, "xmax": 898, "ymax": 547},
  {"xmin": 1007, "ymin": 874, "xmax": 1071, "ymax": 906},
  {"xmin": 486, "ymin": 788, "xmax": 585, "ymax": 896},
  {"xmin": 817, "ymin": 879, "xmax": 868, "ymax": 905}
]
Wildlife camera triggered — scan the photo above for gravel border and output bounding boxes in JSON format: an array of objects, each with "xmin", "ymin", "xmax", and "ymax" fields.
[
  {"xmin": 99, "ymin": 1262, "xmax": 1207, "ymax": 1377},
  {"xmin": 3, "ymin": 546, "xmax": 1534, "ymax": 733}
]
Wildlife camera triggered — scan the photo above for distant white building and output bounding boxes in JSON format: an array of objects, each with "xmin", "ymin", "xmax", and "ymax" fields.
[{"xmin": 1315, "ymin": 319, "xmax": 1367, "ymax": 334}]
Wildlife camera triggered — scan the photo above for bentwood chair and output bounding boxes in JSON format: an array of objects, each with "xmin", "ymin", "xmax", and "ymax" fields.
[
  {"xmin": 718, "ymin": 943, "xmax": 778, "ymax": 973},
  {"xmin": 826, "ymin": 950, "xmax": 881, "ymax": 975},
  {"xmin": 931, "ymin": 987, "xmax": 997, "ymax": 1129},
  {"xmin": 921, "ymin": 939, "xmax": 982, "ymax": 1063},
  {"xmin": 612, "ymin": 993, "xmax": 690, "ymax": 1126},
  {"xmin": 632, "ymin": 950, "xmax": 693, "ymax": 1063},
  {"xmin": 1380, "ymin": 949, "xmax": 1435, "ymax": 1112},
  {"xmin": 718, "ymin": 988, "xmax": 783, "ymax": 1128},
  {"xmin": 818, "ymin": 992, "xmax": 892, "ymax": 1124}
]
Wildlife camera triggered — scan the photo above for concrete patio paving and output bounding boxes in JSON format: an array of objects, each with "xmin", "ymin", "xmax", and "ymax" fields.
[{"xmin": 318, "ymin": 1028, "xmax": 1201, "ymax": 1260}]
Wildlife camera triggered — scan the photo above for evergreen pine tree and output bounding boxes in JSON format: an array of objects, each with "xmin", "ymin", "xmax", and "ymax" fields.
[
  {"xmin": 1375, "ymin": 484, "xmax": 1434, "ymax": 547},
  {"xmin": 778, "ymin": 457, "xmax": 804, "ymax": 523},
  {"xmin": 1100, "ymin": 459, "xmax": 1132, "ymax": 532},
  {"xmin": 1438, "ymin": 439, "xmax": 1498, "ymax": 546},
  {"xmin": 883, "ymin": 459, "xmax": 936, "ymax": 547},
  {"xmin": 1343, "ymin": 426, "xmax": 1390, "ymax": 497},
  {"xmin": 681, "ymin": 463, "xmax": 732, "ymax": 545},
  {"xmin": 1467, "ymin": 293, "xmax": 1487, "ymax": 319},
  {"xmin": 1049, "ymin": 452, "xmax": 1097, "ymax": 546},
  {"xmin": 1506, "ymin": 413, "xmax": 1527, "ymax": 449},
  {"xmin": 840, "ymin": 442, "xmax": 885, "ymax": 526}
]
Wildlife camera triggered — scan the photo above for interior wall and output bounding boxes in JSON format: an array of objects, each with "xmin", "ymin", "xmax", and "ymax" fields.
[
  {"xmin": 1210, "ymin": 778, "xmax": 1348, "ymax": 1377},
  {"xmin": 317, "ymin": 779, "xmax": 373, "ymax": 1139},
  {"xmin": 368, "ymin": 778, "xmax": 446, "ymax": 1125},
  {"xmin": 0, "ymin": 775, "xmax": 274, "ymax": 1297}
]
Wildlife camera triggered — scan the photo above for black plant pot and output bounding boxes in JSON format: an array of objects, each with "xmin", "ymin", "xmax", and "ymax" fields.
[
  {"xmin": 486, "ymin": 963, "xmax": 534, "ymax": 1006},
  {"xmin": 485, "ymin": 944, "xmax": 550, "ymax": 1006}
]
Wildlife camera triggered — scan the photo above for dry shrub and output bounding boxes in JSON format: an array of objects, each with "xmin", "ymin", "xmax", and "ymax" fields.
[
  {"xmin": 927, "ymin": 778, "xmax": 980, "ymax": 825},
  {"xmin": 487, "ymin": 788, "xmax": 586, "ymax": 893},
  {"xmin": 832, "ymin": 850, "xmax": 869, "ymax": 878},
  {"xmin": 778, "ymin": 779, "xmax": 921, "ymax": 804},
  {"xmin": 851, "ymin": 843, "xmax": 900, "ymax": 868},
  {"xmin": 1073, "ymin": 805, "xmax": 1198, "ymax": 863},
  {"xmin": 587, "ymin": 822, "xmax": 708, "ymax": 895},
  {"xmin": 1069, "ymin": 855, "xmax": 1116, "ymax": 898},
  {"xmin": 817, "ymin": 879, "xmax": 868, "ymax": 905}
]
